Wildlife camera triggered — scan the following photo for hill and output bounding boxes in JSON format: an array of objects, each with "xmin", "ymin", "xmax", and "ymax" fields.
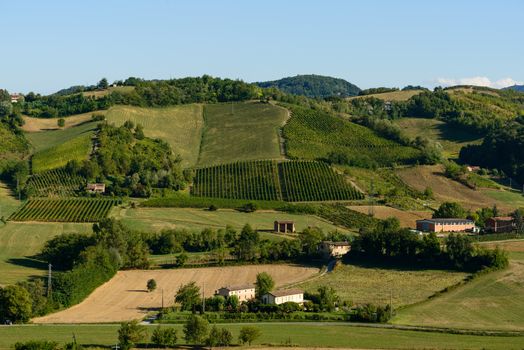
[
  {"xmin": 348, "ymin": 89, "xmax": 424, "ymax": 102},
  {"xmin": 504, "ymin": 84, "xmax": 524, "ymax": 92},
  {"xmin": 257, "ymin": 74, "xmax": 361, "ymax": 98},
  {"xmin": 197, "ymin": 102, "xmax": 288, "ymax": 166}
]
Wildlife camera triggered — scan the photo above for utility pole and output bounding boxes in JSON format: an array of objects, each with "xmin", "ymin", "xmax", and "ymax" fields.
[
  {"xmin": 47, "ymin": 263, "xmax": 52, "ymax": 297},
  {"xmin": 202, "ymin": 282, "xmax": 206, "ymax": 313},
  {"xmin": 161, "ymin": 289, "xmax": 164, "ymax": 310}
]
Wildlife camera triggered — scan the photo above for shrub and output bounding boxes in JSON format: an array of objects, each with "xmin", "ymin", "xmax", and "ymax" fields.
[
  {"xmin": 184, "ymin": 315, "xmax": 209, "ymax": 344},
  {"xmin": 14, "ymin": 341, "xmax": 59, "ymax": 350},
  {"xmin": 238, "ymin": 326, "xmax": 261, "ymax": 345},
  {"xmin": 147, "ymin": 279, "xmax": 157, "ymax": 292},
  {"xmin": 118, "ymin": 320, "xmax": 147, "ymax": 350},
  {"xmin": 151, "ymin": 326, "xmax": 177, "ymax": 347}
]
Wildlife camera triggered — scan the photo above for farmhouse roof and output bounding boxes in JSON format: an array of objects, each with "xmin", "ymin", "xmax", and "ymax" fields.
[
  {"xmin": 267, "ymin": 289, "xmax": 303, "ymax": 297},
  {"xmin": 489, "ymin": 216, "xmax": 514, "ymax": 221},
  {"xmin": 322, "ymin": 241, "xmax": 350, "ymax": 247},
  {"xmin": 417, "ymin": 218, "xmax": 474, "ymax": 224},
  {"xmin": 220, "ymin": 284, "xmax": 255, "ymax": 291}
]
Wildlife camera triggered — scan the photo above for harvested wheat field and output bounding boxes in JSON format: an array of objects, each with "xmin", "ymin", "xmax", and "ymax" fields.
[
  {"xmin": 33, "ymin": 264, "xmax": 319, "ymax": 324},
  {"xmin": 22, "ymin": 112, "xmax": 98, "ymax": 132},
  {"xmin": 347, "ymin": 205, "xmax": 430, "ymax": 228}
]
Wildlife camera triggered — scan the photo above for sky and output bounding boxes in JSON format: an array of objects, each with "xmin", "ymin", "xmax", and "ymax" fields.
[{"xmin": 1, "ymin": 0, "xmax": 523, "ymax": 94}]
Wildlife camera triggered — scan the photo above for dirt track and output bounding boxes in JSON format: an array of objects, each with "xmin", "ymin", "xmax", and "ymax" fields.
[{"xmin": 33, "ymin": 264, "xmax": 319, "ymax": 324}]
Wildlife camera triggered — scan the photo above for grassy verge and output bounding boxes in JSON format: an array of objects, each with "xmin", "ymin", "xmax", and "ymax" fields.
[{"xmin": 0, "ymin": 324, "xmax": 523, "ymax": 350}]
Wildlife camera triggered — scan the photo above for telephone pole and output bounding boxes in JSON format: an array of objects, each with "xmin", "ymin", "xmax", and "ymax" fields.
[
  {"xmin": 161, "ymin": 288, "xmax": 164, "ymax": 310},
  {"xmin": 47, "ymin": 263, "xmax": 52, "ymax": 297}
]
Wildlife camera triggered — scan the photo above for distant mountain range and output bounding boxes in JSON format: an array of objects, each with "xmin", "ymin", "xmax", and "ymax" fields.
[
  {"xmin": 503, "ymin": 85, "xmax": 524, "ymax": 92},
  {"xmin": 256, "ymin": 74, "xmax": 361, "ymax": 98}
]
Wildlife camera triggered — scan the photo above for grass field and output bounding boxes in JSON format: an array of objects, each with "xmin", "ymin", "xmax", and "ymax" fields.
[
  {"xmin": 82, "ymin": 86, "xmax": 135, "ymax": 98},
  {"xmin": 33, "ymin": 264, "xmax": 319, "ymax": 323},
  {"xmin": 31, "ymin": 133, "xmax": 93, "ymax": 173},
  {"xmin": 105, "ymin": 104, "xmax": 204, "ymax": 167},
  {"xmin": 347, "ymin": 89, "xmax": 424, "ymax": 102},
  {"xmin": 395, "ymin": 118, "xmax": 482, "ymax": 158},
  {"xmin": 22, "ymin": 112, "xmax": 98, "ymax": 132},
  {"xmin": 297, "ymin": 262, "xmax": 468, "ymax": 307},
  {"xmin": 25, "ymin": 121, "xmax": 98, "ymax": 153},
  {"xmin": 0, "ymin": 222, "xmax": 92, "ymax": 285},
  {"xmin": 198, "ymin": 102, "xmax": 288, "ymax": 166},
  {"xmin": 1, "ymin": 324, "xmax": 523, "ymax": 350},
  {"xmin": 0, "ymin": 181, "xmax": 20, "ymax": 219},
  {"xmin": 347, "ymin": 205, "xmax": 430, "ymax": 228},
  {"xmin": 112, "ymin": 207, "xmax": 348, "ymax": 233},
  {"xmin": 483, "ymin": 189, "xmax": 524, "ymax": 208}
]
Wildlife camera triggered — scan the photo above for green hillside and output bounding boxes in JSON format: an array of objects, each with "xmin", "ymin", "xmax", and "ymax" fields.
[
  {"xmin": 25, "ymin": 121, "xmax": 97, "ymax": 153},
  {"xmin": 105, "ymin": 104, "xmax": 204, "ymax": 167},
  {"xmin": 31, "ymin": 132, "xmax": 92, "ymax": 173},
  {"xmin": 197, "ymin": 102, "xmax": 288, "ymax": 166},
  {"xmin": 257, "ymin": 74, "xmax": 361, "ymax": 98},
  {"xmin": 0, "ymin": 123, "xmax": 29, "ymax": 165},
  {"xmin": 283, "ymin": 104, "xmax": 423, "ymax": 167}
]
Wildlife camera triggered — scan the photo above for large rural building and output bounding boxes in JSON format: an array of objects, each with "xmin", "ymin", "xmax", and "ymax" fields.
[
  {"xmin": 215, "ymin": 285, "xmax": 255, "ymax": 302},
  {"xmin": 485, "ymin": 216, "xmax": 515, "ymax": 233},
  {"xmin": 319, "ymin": 241, "xmax": 350, "ymax": 258},
  {"xmin": 416, "ymin": 218, "xmax": 475, "ymax": 233},
  {"xmin": 261, "ymin": 289, "xmax": 304, "ymax": 305},
  {"xmin": 86, "ymin": 183, "xmax": 106, "ymax": 193}
]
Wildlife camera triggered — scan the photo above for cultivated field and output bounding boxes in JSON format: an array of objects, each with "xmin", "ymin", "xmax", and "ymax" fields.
[
  {"xmin": 396, "ymin": 165, "xmax": 515, "ymax": 211},
  {"xmin": 113, "ymin": 207, "xmax": 348, "ymax": 233},
  {"xmin": 22, "ymin": 112, "xmax": 98, "ymax": 132},
  {"xmin": 25, "ymin": 121, "xmax": 98, "ymax": 153},
  {"xmin": 347, "ymin": 89, "xmax": 424, "ymax": 102},
  {"xmin": 82, "ymin": 86, "xmax": 135, "ymax": 98},
  {"xmin": 31, "ymin": 132, "xmax": 93, "ymax": 173},
  {"xmin": 393, "ymin": 253, "xmax": 524, "ymax": 331},
  {"xmin": 0, "ymin": 222, "xmax": 92, "ymax": 285},
  {"xmin": 1, "ymin": 324, "xmax": 524, "ymax": 350},
  {"xmin": 105, "ymin": 104, "xmax": 204, "ymax": 167},
  {"xmin": 198, "ymin": 102, "xmax": 288, "ymax": 166},
  {"xmin": 297, "ymin": 262, "xmax": 468, "ymax": 307},
  {"xmin": 33, "ymin": 264, "xmax": 319, "ymax": 323},
  {"xmin": 192, "ymin": 160, "xmax": 363, "ymax": 202},
  {"xmin": 347, "ymin": 205, "xmax": 430, "ymax": 228},
  {"xmin": 395, "ymin": 118, "xmax": 482, "ymax": 158}
]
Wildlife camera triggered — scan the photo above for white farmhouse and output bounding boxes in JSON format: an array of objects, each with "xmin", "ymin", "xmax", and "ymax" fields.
[
  {"xmin": 215, "ymin": 284, "xmax": 255, "ymax": 302},
  {"xmin": 261, "ymin": 289, "xmax": 304, "ymax": 305}
]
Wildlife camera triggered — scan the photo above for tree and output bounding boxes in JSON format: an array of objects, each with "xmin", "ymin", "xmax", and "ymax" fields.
[
  {"xmin": 255, "ymin": 272, "xmax": 274, "ymax": 299},
  {"xmin": 238, "ymin": 326, "xmax": 261, "ymax": 345},
  {"xmin": 98, "ymin": 78, "xmax": 109, "ymax": 89},
  {"xmin": 175, "ymin": 281, "xmax": 201, "ymax": 311},
  {"xmin": 433, "ymin": 202, "xmax": 466, "ymax": 219},
  {"xmin": 118, "ymin": 320, "xmax": 147, "ymax": 350},
  {"xmin": 512, "ymin": 208, "xmax": 524, "ymax": 234},
  {"xmin": 317, "ymin": 285, "xmax": 339, "ymax": 311},
  {"xmin": 151, "ymin": 326, "xmax": 177, "ymax": 348},
  {"xmin": 0, "ymin": 285, "xmax": 32, "ymax": 323},
  {"xmin": 445, "ymin": 234, "xmax": 474, "ymax": 269},
  {"xmin": 57, "ymin": 118, "xmax": 65, "ymax": 128},
  {"xmin": 134, "ymin": 124, "xmax": 145, "ymax": 140},
  {"xmin": 183, "ymin": 315, "xmax": 209, "ymax": 344},
  {"xmin": 147, "ymin": 279, "xmax": 157, "ymax": 292},
  {"xmin": 299, "ymin": 227, "xmax": 324, "ymax": 256},
  {"xmin": 206, "ymin": 326, "xmax": 233, "ymax": 347},
  {"xmin": 176, "ymin": 252, "xmax": 188, "ymax": 267}
]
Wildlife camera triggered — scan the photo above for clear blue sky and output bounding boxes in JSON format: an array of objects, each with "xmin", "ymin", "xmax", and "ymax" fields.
[{"xmin": 1, "ymin": 0, "xmax": 522, "ymax": 94}]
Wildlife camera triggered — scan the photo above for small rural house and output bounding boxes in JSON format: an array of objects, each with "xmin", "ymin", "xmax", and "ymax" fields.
[
  {"xmin": 416, "ymin": 218, "xmax": 475, "ymax": 233},
  {"xmin": 319, "ymin": 241, "xmax": 350, "ymax": 258},
  {"xmin": 274, "ymin": 220, "xmax": 295, "ymax": 233},
  {"xmin": 10, "ymin": 94, "xmax": 22, "ymax": 103},
  {"xmin": 261, "ymin": 289, "xmax": 304, "ymax": 305},
  {"xmin": 215, "ymin": 284, "xmax": 255, "ymax": 302},
  {"xmin": 485, "ymin": 216, "xmax": 515, "ymax": 233},
  {"xmin": 86, "ymin": 183, "xmax": 106, "ymax": 193}
]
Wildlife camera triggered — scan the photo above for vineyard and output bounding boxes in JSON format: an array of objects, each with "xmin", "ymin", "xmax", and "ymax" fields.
[
  {"xmin": 191, "ymin": 160, "xmax": 363, "ymax": 202},
  {"xmin": 282, "ymin": 104, "xmax": 422, "ymax": 166},
  {"xmin": 9, "ymin": 197, "xmax": 118, "ymax": 222},
  {"xmin": 25, "ymin": 168, "xmax": 85, "ymax": 197}
]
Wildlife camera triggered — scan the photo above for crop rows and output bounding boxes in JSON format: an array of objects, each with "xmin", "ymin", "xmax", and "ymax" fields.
[
  {"xmin": 191, "ymin": 160, "xmax": 363, "ymax": 202},
  {"xmin": 279, "ymin": 161, "xmax": 364, "ymax": 201},
  {"xmin": 282, "ymin": 104, "xmax": 423, "ymax": 166},
  {"xmin": 9, "ymin": 198, "xmax": 118, "ymax": 222},
  {"xmin": 25, "ymin": 168, "xmax": 85, "ymax": 197},
  {"xmin": 192, "ymin": 160, "xmax": 281, "ymax": 201}
]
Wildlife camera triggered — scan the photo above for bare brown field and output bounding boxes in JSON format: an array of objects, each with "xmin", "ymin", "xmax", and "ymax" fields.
[
  {"xmin": 396, "ymin": 165, "xmax": 513, "ymax": 211},
  {"xmin": 347, "ymin": 90, "xmax": 423, "ymax": 102},
  {"xmin": 33, "ymin": 264, "xmax": 319, "ymax": 324},
  {"xmin": 22, "ymin": 112, "xmax": 98, "ymax": 132},
  {"xmin": 347, "ymin": 205, "xmax": 430, "ymax": 228}
]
